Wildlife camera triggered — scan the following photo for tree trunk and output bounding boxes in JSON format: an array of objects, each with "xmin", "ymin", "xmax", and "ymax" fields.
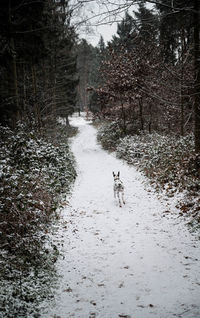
[
  {"xmin": 32, "ymin": 62, "xmax": 41, "ymax": 130},
  {"xmin": 180, "ymin": 66, "xmax": 184, "ymax": 136},
  {"xmin": 121, "ymin": 99, "xmax": 126, "ymax": 134},
  {"xmin": 65, "ymin": 115, "xmax": 69, "ymax": 125},
  {"xmin": 194, "ymin": 0, "xmax": 200, "ymax": 153},
  {"xmin": 12, "ymin": 46, "xmax": 19, "ymax": 113},
  {"xmin": 9, "ymin": 38, "xmax": 19, "ymax": 126},
  {"xmin": 23, "ymin": 62, "xmax": 26, "ymax": 114},
  {"xmin": 149, "ymin": 103, "xmax": 152, "ymax": 134},
  {"xmin": 32, "ymin": 63, "xmax": 37, "ymax": 95},
  {"xmin": 139, "ymin": 97, "xmax": 144, "ymax": 131},
  {"xmin": 179, "ymin": 27, "xmax": 185, "ymax": 137},
  {"xmin": 8, "ymin": 1, "xmax": 19, "ymax": 126}
]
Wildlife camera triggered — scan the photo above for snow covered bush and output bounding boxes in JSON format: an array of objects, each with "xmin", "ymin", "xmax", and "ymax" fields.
[
  {"xmin": 116, "ymin": 134, "xmax": 149, "ymax": 164},
  {"xmin": 116, "ymin": 132, "xmax": 199, "ymax": 191},
  {"xmin": 97, "ymin": 122, "xmax": 199, "ymax": 194},
  {"xmin": 0, "ymin": 122, "xmax": 77, "ymax": 317},
  {"xmin": 97, "ymin": 121, "xmax": 125, "ymax": 150},
  {"xmin": 0, "ymin": 122, "xmax": 76, "ymax": 257},
  {"xmin": 116, "ymin": 132, "xmax": 200, "ymax": 223}
]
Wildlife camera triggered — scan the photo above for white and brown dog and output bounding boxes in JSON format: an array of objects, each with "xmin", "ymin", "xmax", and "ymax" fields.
[{"xmin": 113, "ymin": 171, "xmax": 125, "ymax": 207}]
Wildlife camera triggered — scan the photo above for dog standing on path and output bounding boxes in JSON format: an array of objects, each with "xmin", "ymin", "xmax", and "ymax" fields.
[{"xmin": 113, "ymin": 171, "xmax": 125, "ymax": 207}]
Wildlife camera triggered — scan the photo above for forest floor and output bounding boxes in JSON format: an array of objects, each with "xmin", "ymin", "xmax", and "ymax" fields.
[{"xmin": 42, "ymin": 114, "xmax": 200, "ymax": 318}]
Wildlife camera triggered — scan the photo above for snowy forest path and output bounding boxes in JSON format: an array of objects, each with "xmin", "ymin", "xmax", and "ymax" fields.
[{"xmin": 43, "ymin": 114, "xmax": 200, "ymax": 318}]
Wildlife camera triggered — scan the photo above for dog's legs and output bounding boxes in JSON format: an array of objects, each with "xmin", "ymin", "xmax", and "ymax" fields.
[
  {"xmin": 117, "ymin": 192, "xmax": 122, "ymax": 207},
  {"xmin": 114, "ymin": 187, "xmax": 116, "ymax": 198},
  {"xmin": 122, "ymin": 190, "xmax": 125, "ymax": 204}
]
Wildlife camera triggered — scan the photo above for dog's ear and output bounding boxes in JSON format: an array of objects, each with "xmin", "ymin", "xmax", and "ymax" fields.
[
  {"xmin": 118, "ymin": 171, "xmax": 120, "ymax": 177},
  {"xmin": 113, "ymin": 171, "xmax": 115, "ymax": 177}
]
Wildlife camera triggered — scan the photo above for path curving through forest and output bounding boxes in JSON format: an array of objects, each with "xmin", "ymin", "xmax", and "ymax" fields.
[{"xmin": 42, "ymin": 114, "xmax": 200, "ymax": 318}]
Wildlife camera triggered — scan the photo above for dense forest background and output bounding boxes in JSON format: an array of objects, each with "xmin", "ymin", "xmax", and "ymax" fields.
[
  {"xmin": 0, "ymin": 0, "xmax": 78, "ymax": 129},
  {"xmin": 1, "ymin": 0, "xmax": 200, "ymax": 152},
  {"xmin": 78, "ymin": 0, "xmax": 200, "ymax": 154}
]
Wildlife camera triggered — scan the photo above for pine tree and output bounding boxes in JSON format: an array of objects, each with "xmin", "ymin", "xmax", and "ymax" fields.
[
  {"xmin": 76, "ymin": 39, "xmax": 94, "ymax": 111},
  {"xmin": 0, "ymin": 0, "xmax": 79, "ymax": 129},
  {"xmin": 56, "ymin": 31, "xmax": 79, "ymax": 124},
  {"xmin": 134, "ymin": 3, "xmax": 159, "ymax": 45},
  {"xmin": 110, "ymin": 12, "xmax": 137, "ymax": 51},
  {"xmin": 156, "ymin": 0, "xmax": 192, "ymax": 64},
  {"xmin": 0, "ymin": 0, "xmax": 46, "ymax": 126}
]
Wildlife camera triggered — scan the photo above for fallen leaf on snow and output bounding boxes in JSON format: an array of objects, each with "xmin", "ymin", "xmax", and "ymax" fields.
[{"xmin": 63, "ymin": 287, "xmax": 72, "ymax": 292}]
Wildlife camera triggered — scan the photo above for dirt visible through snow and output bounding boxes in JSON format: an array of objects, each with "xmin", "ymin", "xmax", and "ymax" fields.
[{"xmin": 42, "ymin": 114, "xmax": 200, "ymax": 318}]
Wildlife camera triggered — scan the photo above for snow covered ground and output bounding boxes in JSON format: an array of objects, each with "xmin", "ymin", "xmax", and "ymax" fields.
[{"xmin": 42, "ymin": 114, "xmax": 200, "ymax": 318}]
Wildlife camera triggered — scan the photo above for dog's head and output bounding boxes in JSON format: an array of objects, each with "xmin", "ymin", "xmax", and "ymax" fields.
[{"xmin": 113, "ymin": 171, "xmax": 120, "ymax": 182}]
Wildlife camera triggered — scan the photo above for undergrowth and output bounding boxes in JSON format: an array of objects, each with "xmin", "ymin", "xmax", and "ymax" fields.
[
  {"xmin": 97, "ymin": 121, "xmax": 125, "ymax": 151},
  {"xmin": 97, "ymin": 121, "xmax": 200, "ymax": 225},
  {"xmin": 0, "ymin": 122, "xmax": 77, "ymax": 317}
]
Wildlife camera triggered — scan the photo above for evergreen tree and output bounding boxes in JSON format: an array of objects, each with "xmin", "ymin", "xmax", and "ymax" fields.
[
  {"xmin": 76, "ymin": 37, "xmax": 106, "ymax": 113},
  {"xmin": 55, "ymin": 32, "xmax": 78, "ymax": 124},
  {"xmin": 76, "ymin": 39, "xmax": 94, "ymax": 110},
  {"xmin": 156, "ymin": 0, "xmax": 192, "ymax": 64},
  {"xmin": 134, "ymin": 3, "xmax": 159, "ymax": 45},
  {"xmin": 110, "ymin": 12, "xmax": 137, "ymax": 51},
  {"xmin": 0, "ymin": 0, "xmax": 46, "ymax": 126},
  {"xmin": 0, "ymin": 0, "xmax": 78, "ymax": 129},
  {"xmin": 88, "ymin": 36, "xmax": 106, "ymax": 112},
  {"xmin": 98, "ymin": 35, "xmax": 106, "ymax": 53}
]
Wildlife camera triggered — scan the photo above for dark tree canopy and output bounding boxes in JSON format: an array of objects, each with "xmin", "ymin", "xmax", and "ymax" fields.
[{"xmin": 0, "ymin": 0, "xmax": 78, "ymax": 128}]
